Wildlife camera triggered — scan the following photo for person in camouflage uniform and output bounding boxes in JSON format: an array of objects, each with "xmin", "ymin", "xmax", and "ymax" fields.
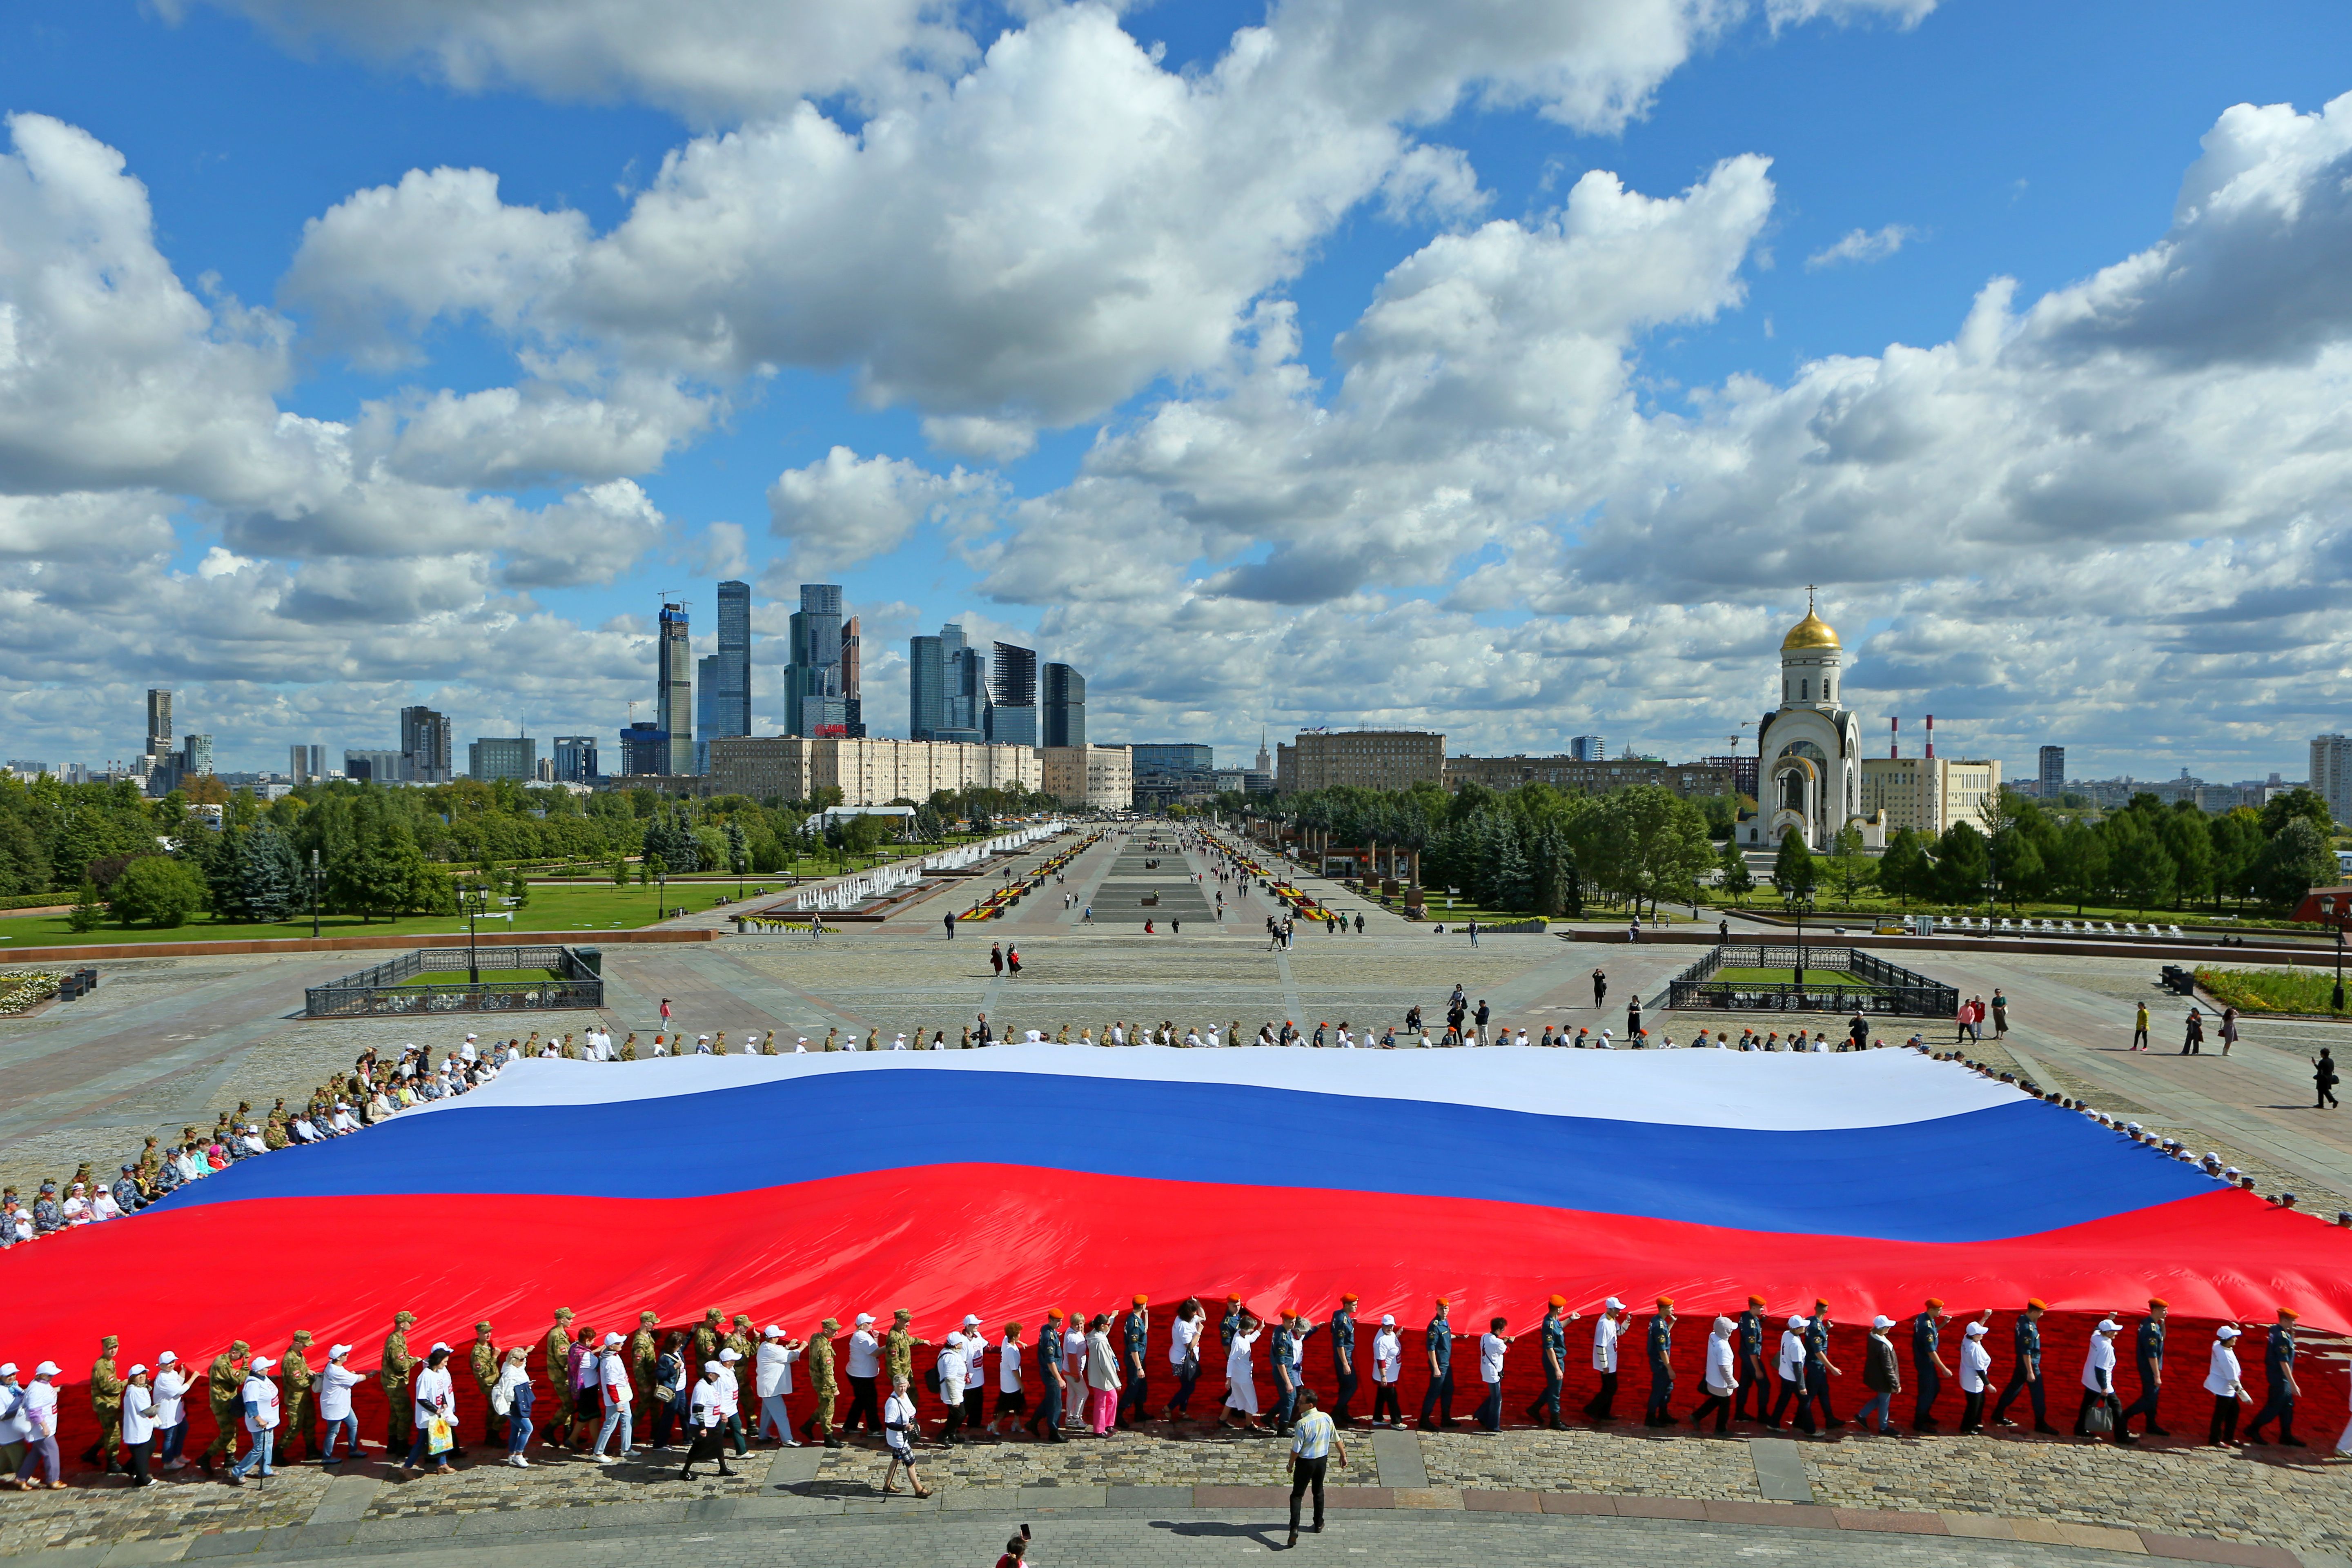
[
  {"xmin": 628, "ymin": 1311, "xmax": 662, "ymax": 1426},
  {"xmin": 544, "ymin": 1309, "xmax": 577, "ymax": 1445},
  {"xmin": 281, "ymin": 1332, "xmax": 316, "ymax": 1462},
  {"xmin": 725, "ymin": 1314, "xmax": 757, "ymax": 1364},
  {"xmin": 799, "ymin": 1318, "xmax": 841, "ymax": 1447},
  {"xmin": 84, "ymin": 1334, "xmax": 125, "ymax": 1473},
  {"xmin": 201, "ymin": 1340, "xmax": 252, "ymax": 1475},
  {"xmin": 31, "ymin": 1180, "xmax": 62, "ymax": 1235},
  {"xmin": 470, "ymin": 1322, "xmax": 503, "ymax": 1446},
  {"xmin": 382, "ymin": 1311, "xmax": 419, "ymax": 1452}
]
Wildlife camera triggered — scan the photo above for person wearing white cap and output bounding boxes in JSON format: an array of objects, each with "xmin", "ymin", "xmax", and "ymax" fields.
[
  {"xmin": 962, "ymin": 1314, "xmax": 992, "ymax": 1434},
  {"xmin": 316, "ymin": 1345, "xmax": 363, "ymax": 1464},
  {"xmin": 843, "ymin": 1313, "xmax": 883, "ymax": 1435},
  {"xmin": 2205, "ymin": 1325, "xmax": 2249, "ymax": 1446},
  {"xmin": 2076, "ymin": 1319, "xmax": 2127, "ymax": 1442},
  {"xmin": 593, "ymin": 1332, "xmax": 637, "ymax": 1460},
  {"xmin": 13, "ymin": 1363, "xmax": 61, "ymax": 1488},
  {"xmin": 717, "ymin": 1347, "xmax": 748, "ymax": 1456},
  {"xmin": 0, "ymin": 1363, "xmax": 29, "ymax": 1488},
  {"xmin": 1957, "ymin": 1317, "xmax": 1993, "ymax": 1434},
  {"xmin": 755, "ymin": 1326, "xmax": 804, "ymax": 1446},
  {"xmin": 1370, "ymin": 1316, "xmax": 1403, "ymax": 1428},
  {"xmin": 1582, "ymin": 1298, "xmax": 1627, "ymax": 1422},
  {"xmin": 991, "ymin": 1320, "xmax": 1028, "ymax": 1437},
  {"xmin": 1857, "ymin": 1317, "xmax": 1901, "ymax": 1435},
  {"xmin": 151, "ymin": 1352, "xmax": 190, "ymax": 1470},
  {"xmin": 120, "ymin": 1364, "xmax": 157, "ymax": 1486},
  {"xmin": 936, "ymin": 1332, "xmax": 971, "ymax": 1445},
  {"xmin": 494, "ymin": 1347, "xmax": 534, "ymax": 1466},
  {"xmin": 1766, "ymin": 1316, "xmax": 1808, "ymax": 1431},
  {"xmin": 228, "ymin": 1355, "xmax": 281, "ymax": 1483},
  {"xmin": 681, "ymin": 1363, "xmax": 735, "ymax": 1480},
  {"xmin": 401, "ymin": 1345, "xmax": 458, "ymax": 1474},
  {"xmin": 1689, "ymin": 1318, "xmax": 1738, "ymax": 1434}
]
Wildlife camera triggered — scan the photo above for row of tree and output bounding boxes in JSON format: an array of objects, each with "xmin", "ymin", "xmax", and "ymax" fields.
[{"xmin": 1760, "ymin": 788, "xmax": 2339, "ymax": 913}]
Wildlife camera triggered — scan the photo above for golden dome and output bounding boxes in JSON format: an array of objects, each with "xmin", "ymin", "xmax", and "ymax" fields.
[{"xmin": 1782, "ymin": 609, "xmax": 1840, "ymax": 651}]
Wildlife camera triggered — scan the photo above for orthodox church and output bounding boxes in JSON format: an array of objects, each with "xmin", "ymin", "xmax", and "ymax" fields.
[{"xmin": 1735, "ymin": 597, "xmax": 1886, "ymax": 853}]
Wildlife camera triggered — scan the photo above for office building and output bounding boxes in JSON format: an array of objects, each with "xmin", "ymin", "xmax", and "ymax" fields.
[
  {"xmin": 908, "ymin": 634, "xmax": 947, "ymax": 740},
  {"xmin": 1697, "ymin": 753, "xmax": 1760, "ymax": 800},
  {"xmin": 2314, "ymin": 736, "xmax": 2352, "ymax": 825},
  {"xmin": 1447, "ymin": 754, "xmax": 1732, "ymax": 800},
  {"xmin": 939, "ymin": 623, "xmax": 987, "ymax": 740},
  {"xmin": 1042, "ymin": 662, "xmax": 1085, "ymax": 748},
  {"xmin": 552, "ymin": 735, "xmax": 598, "ymax": 784},
  {"xmin": 619, "ymin": 723, "xmax": 669, "ymax": 778},
  {"xmin": 179, "ymin": 733, "xmax": 214, "ymax": 777},
  {"xmin": 399, "ymin": 705, "xmax": 452, "ymax": 783},
  {"xmin": 343, "ymin": 748, "xmax": 403, "ymax": 783},
  {"xmin": 1042, "ymin": 744, "xmax": 1132, "ymax": 810},
  {"xmin": 468, "ymin": 735, "xmax": 538, "ymax": 782},
  {"xmin": 704, "ymin": 736, "xmax": 1041, "ymax": 804},
  {"xmin": 987, "ymin": 640, "xmax": 1038, "ymax": 746},
  {"xmin": 1275, "ymin": 731, "xmax": 1445, "ymax": 793},
  {"xmin": 1129, "ymin": 743, "xmax": 1216, "ymax": 810},
  {"xmin": 145, "ymin": 689, "xmax": 172, "ymax": 760},
  {"xmin": 784, "ymin": 584, "xmax": 846, "ymax": 737},
  {"xmin": 1568, "ymin": 735, "xmax": 1606, "ymax": 762},
  {"xmin": 289, "ymin": 744, "xmax": 324, "ymax": 783},
  {"xmin": 1857, "ymin": 755, "xmax": 2004, "ymax": 837},
  {"xmin": 695, "ymin": 653, "xmax": 720, "ymax": 772},
  {"xmin": 714, "ymin": 579, "xmax": 752, "ymax": 739},
  {"xmin": 842, "ymin": 615, "xmax": 866, "ymax": 738},
  {"xmin": 657, "ymin": 600, "xmax": 694, "ymax": 774},
  {"xmin": 2038, "ymin": 744, "xmax": 2066, "ymax": 798}
]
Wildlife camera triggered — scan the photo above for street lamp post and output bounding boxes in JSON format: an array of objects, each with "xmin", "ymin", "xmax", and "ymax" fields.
[
  {"xmin": 2336, "ymin": 924, "xmax": 2345, "ymax": 1015},
  {"xmin": 1785, "ymin": 888, "xmax": 1815, "ymax": 993},
  {"xmin": 461, "ymin": 881, "xmax": 486, "ymax": 984},
  {"xmin": 309, "ymin": 849, "xmax": 321, "ymax": 938}
]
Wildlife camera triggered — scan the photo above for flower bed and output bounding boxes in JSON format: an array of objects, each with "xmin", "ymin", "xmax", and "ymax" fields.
[
  {"xmin": 2196, "ymin": 964, "xmax": 2352, "ymax": 1017},
  {"xmin": 0, "ymin": 970, "xmax": 62, "ymax": 1015}
]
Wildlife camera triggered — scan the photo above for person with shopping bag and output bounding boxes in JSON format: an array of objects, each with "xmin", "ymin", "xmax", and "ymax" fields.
[{"xmin": 402, "ymin": 1344, "xmax": 459, "ymax": 1474}]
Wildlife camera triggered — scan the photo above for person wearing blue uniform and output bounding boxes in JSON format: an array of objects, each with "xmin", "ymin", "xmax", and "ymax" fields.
[
  {"xmin": 1417, "ymin": 1299, "xmax": 1457, "ymax": 1430},
  {"xmin": 1642, "ymin": 1300, "xmax": 1677, "ymax": 1427},
  {"xmin": 1526, "ymin": 1296, "xmax": 1569, "ymax": 1429},
  {"xmin": 2242, "ymin": 1310, "xmax": 2302, "ymax": 1446},
  {"xmin": 1271, "ymin": 1311, "xmax": 1304, "ymax": 1434},
  {"xmin": 1026, "ymin": 1313, "xmax": 1066, "ymax": 1443},
  {"xmin": 1116, "ymin": 1296, "xmax": 1150, "ymax": 1427},
  {"xmin": 2118, "ymin": 1299, "xmax": 2170, "ymax": 1438},
  {"xmin": 1803, "ymin": 1301, "xmax": 1844, "ymax": 1431},
  {"xmin": 1733, "ymin": 1297, "xmax": 1768, "ymax": 1423},
  {"xmin": 1327, "ymin": 1295, "xmax": 1358, "ymax": 1428},
  {"xmin": 1911, "ymin": 1299, "xmax": 1950, "ymax": 1432},
  {"xmin": 1992, "ymin": 1298, "xmax": 2058, "ymax": 1434}
]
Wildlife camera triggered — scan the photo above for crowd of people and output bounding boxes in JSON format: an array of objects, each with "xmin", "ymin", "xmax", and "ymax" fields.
[{"xmin": 5, "ymin": 1288, "xmax": 2348, "ymax": 1495}]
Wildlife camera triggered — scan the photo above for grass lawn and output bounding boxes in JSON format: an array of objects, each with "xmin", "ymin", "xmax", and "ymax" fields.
[
  {"xmin": 2196, "ymin": 966, "xmax": 2352, "ymax": 1018},
  {"xmin": 1709, "ymin": 966, "xmax": 1877, "ymax": 987},
  {"xmin": 0, "ymin": 882, "xmax": 684, "ymax": 949},
  {"xmin": 386, "ymin": 967, "xmax": 563, "ymax": 987}
]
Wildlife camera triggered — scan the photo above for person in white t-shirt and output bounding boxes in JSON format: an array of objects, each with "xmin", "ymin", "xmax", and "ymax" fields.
[
  {"xmin": 1221, "ymin": 1311, "xmax": 1267, "ymax": 1431},
  {"xmin": 844, "ymin": 1315, "xmax": 883, "ymax": 1435},
  {"xmin": 402, "ymin": 1345, "xmax": 457, "ymax": 1474},
  {"xmin": 937, "ymin": 1333, "xmax": 970, "ymax": 1445},
  {"xmin": 229, "ymin": 1356, "xmax": 281, "ymax": 1483},
  {"xmin": 2204, "ymin": 1325, "xmax": 2249, "ymax": 1446},
  {"xmin": 14, "ymin": 1362, "xmax": 62, "ymax": 1488},
  {"xmin": 119, "ymin": 1365, "xmax": 158, "ymax": 1486},
  {"xmin": 1165, "ymin": 1300, "xmax": 1205, "ymax": 1422},
  {"xmin": 716, "ymin": 1348, "xmax": 746, "ymax": 1458},
  {"xmin": 315, "ymin": 1345, "xmax": 364, "ymax": 1464},
  {"xmin": 151, "ymin": 1351, "xmax": 191, "ymax": 1470},
  {"xmin": 1475, "ymin": 1318, "xmax": 1513, "ymax": 1432},
  {"xmin": 593, "ymin": 1333, "xmax": 636, "ymax": 1460},
  {"xmin": 1958, "ymin": 1319, "xmax": 1994, "ymax": 1434},
  {"xmin": 989, "ymin": 1324, "xmax": 1027, "ymax": 1437},
  {"xmin": 1371, "ymin": 1316, "xmax": 1404, "ymax": 1427},
  {"xmin": 755, "ymin": 1326, "xmax": 804, "ymax": 1447}
]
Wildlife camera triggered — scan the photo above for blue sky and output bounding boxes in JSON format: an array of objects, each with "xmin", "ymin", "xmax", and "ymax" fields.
[{"xmin": 3, "ymin": 0, "xmax": 2350, "ymax": 782}]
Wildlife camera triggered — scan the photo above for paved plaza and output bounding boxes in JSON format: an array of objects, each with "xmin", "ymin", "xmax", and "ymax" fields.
[{"xmin": 5, "ymin": 827, "xmax": 2352, "ymax": 1563}]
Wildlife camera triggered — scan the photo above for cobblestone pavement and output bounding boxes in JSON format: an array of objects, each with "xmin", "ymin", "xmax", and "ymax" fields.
[{"xmin": 5, "ymin": 1425, "xmax": 2350, "ymax": 1565}]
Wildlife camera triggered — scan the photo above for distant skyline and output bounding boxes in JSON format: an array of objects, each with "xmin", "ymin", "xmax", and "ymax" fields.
[{"xmin": 2, "ymin": 2, "xmax": 2351, "ymax": 780}]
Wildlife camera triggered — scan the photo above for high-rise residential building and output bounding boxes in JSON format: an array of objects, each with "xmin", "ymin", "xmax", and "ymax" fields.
[
  {"xmin": 939, "ymin": 622, "xmax": 986, "ymax": 742},
  {"xmin": 2313, "ymin": 735, "xmax": 2352, "ymax": 826},
  {"xmin": 842, "ymin": 614, "xmax": 866, "ymax": 738},
  {"xmin": 1042, "ymin": 662, "xmax": 1085, "ymax": 748},
  {"xmin": 620, "ymin": 722, "xmax": 668, "ymax": 777},
  {"xmin": 552, "ymin": 735, "xmax": 598, "ymax": 783},
  {"xmin": 784, "ymin": 583, "xmax": 846, "ymax": 737},
  {"xmin": 399, "ymin": 705, "xmax": 452, "ymax": 783},
  {"xmin": 908, "ymin": 634, "xmax": 947, "ymax": 740},
  {"xmin": 180, "ymin": 733, "xmax": 214, "ymax": 777},
  {"xmin": 289, "ymin": 744, "xmax": 324, "ymax": 783},
  {"xmin": 715, "ymin": 578, "xmax": 752, "ymax": 739},
  {"xmin": 1568, "ymin": 735, "xmax": 1607, "ymax": 762},
  {"xmin": 344, "ymin": 748, "xmax": 403, "ymax": 783},
  {"xmin": 657, "ymin": 600, "xmax": 694, "ymax": 774},
  {"xmin": 2038, "ymin": 744, "xmax": 2066, "ymax": 797},
  {"xmin": 987, "ymin": 640, "xmax": 1038, "ymax": 746},
  {"xmin": 145, "ymin": 689, "xmax": 173, "ymax": 760},
  {"xmin": 468, "ymin": 735, "xmax": 537, "ymax": 782},
  {"xmin": 1278, "ymin": 731, "xmax": 1444, "ymax": 793}
]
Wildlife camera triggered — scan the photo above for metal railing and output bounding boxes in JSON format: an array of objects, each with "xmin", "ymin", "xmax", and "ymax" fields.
[
  {"xmin": 1665, "ymin": 943, "xmax": 1957, "ymax": 1017},
  {"xmin": 304, "ymin": 945, "xmax": 604, "ymax": 1018}
]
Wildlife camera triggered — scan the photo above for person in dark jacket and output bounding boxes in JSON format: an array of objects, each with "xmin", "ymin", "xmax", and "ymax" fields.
[
  {"xmin": 2119, "ymin": 1299, "xmax": 2170, "ymax": 1438},
  {"xmin": 1911, "ymin": 1299, "xmax": 1951, "ymax": 1432},
  {"xmin": 1857, "ymin": 1316, "xmax": 1901, "ymax": 1434}
]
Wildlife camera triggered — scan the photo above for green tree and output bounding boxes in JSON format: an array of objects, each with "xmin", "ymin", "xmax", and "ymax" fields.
[
  {"xmin": 1875, "ymin": 829, "xmax": 1932, "ymax": 909},
  {"xmin": 2158, "ymin": 804, "xmax": 2214, "ymax": 911},
  {"xmin": 1715, "ymin": 840, "xmax": 1753, "ymax": 905},
  {"xmin": 1933, "ymin": 821, "xmax": 1992, "ymax": 906},
  {"xmin": 235, "ymin": 824, "xmax": 303, "ymax": 924},
  {"xmin": 1771, "ymin": 827, "xmax": 1817, "ymax": 900},
  {"xmin": 67, "ymin": 877, "xmax": 103, "ymax": 932},
  {"xmin": 612, "ymin": 855, "xmax": 630, "ymax": 886},
  {"xmin": 2260, "ymin": 786, "xmax": 2334, "ymax": 841},
  {"xmin": 2053, "ymin": 818, "xmax": 2109, "ymax": 914},
  {"xmin": 109, "ymin": 855, "xmax": 207, "ymax": 928},
  {"xmin": 2104, "ymin": 812, "xmax": 2175, "ymax": 913},
  {"xmin": 2208, "ymin": 809, "xmax": 2263, "ymax": 911},
  {"xmin": 2256, "ymin": 817, "xmax": 2335, "ymax": 908},
  {"xmin": 1826, "ymin": 822, "xmax": 1872, "ymax": 906}
]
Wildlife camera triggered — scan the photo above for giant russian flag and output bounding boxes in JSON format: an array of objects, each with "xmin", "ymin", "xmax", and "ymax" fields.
[{"xmin": 6, "ymin": 1046, "xmax": 2347, "ymax": 1421}]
